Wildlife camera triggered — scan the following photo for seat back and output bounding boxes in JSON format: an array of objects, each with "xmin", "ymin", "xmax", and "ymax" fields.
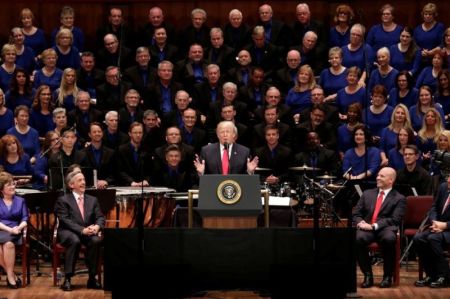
[{"xmin": 403, "ymin": 196, "xmax": 433, "ymax": 228}]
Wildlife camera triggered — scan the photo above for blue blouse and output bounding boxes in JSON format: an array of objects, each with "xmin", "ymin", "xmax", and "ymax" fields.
[
  {"xmin": 285, "ymin": 88, "xmax": 312, "ymax": 114},
  {"xmin": 53, "ymin": 46, "xmax": 81, "ymax": 70},
  {"xmin": 388, "ymin": 88, "xmax": 418, "ymax": 108},
  {"xmin": 342, "ymin": 146, "xmax": 381, "ymax": 178},
  {"xmin": 362, "ymin": 105, "xmax": 394, "ymax": 137},
  {"xmin": 50, "ymin": 26, "xmax": 85, "ymax": 52},
  {"xmin": 368, "ymin": 68, "xmax": 399, "ymax": 93},
  {"xmin": 389, "ymin": 44, "xmax": 421, "ymax": 76},
  {"xmin": 23, "ymin": 28, "xmax": 47, "ymax": 56},
  {"xmin": 0, "ymin": 195, "xmax": 29, "ymax": 229},
  {"xmin": 335, "ymin": 87, "xmax": 367, "ymax": 113},
  {"xmin": 0, "ymin": 154, "xmax": 33, "ymax": 176},
  {"xmin": 16, "ymin": 46, "xmax": 37, "ymax": 73},
  {"xmin": 413, "ymin": 22, "xmax": 445, "ymax": 50},
  {"xmin": 0, "ymin": 109, "xmax": 14, "ymax": 137},
  {"xmin": 366, "ymin": 24, "xmax": 403, "ymax": 52},
  {"xmin": 329, "ymin": 27, "xmax": 350, "ymax": 48},
  {"xmin": 415, "ymin": 66, "xmax": 438, "ymax": 93},
  {"xmin": 33, "ymin": 68, "xmax": 63, "ymax": 92},
  {"xmin": 341, "ymin": 44, "xmax": 375, "ymax": 73},
  {"xmin": 337, "ymin": 124, "xmax": 354, "ymax": 154},
  {"xmin": 319, "ymin": 68, "xmax": 348, "ymax": 96},
  {"xmin": 29, "ymin": 110, "xmax": 56, "ymax": 137},
  {"xmin": 409, "ymin": 103, "xmax": 444, "ymax": 131},
  {"xmin": 6, "ymin": 126, "xmax": 40, "ymax": 158}
]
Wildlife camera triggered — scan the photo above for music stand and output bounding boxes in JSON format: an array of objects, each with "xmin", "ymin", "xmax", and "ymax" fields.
[
  {"xmin": 22, "ymin": 191, "xmax": 59, "ymax": 277},
  {"xmin": 49, "ymin": 166, "xmax": 94, "ymax": 191}
]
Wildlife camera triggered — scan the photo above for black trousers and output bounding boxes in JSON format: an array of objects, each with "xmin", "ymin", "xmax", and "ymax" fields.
[{"xmin": 414, "ymin": 230, "xmax": 450, "ymax": 279}]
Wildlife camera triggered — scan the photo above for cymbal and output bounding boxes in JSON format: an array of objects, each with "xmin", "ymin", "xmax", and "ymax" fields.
[
  {"xmin": 327, "ymin": 183, "xmax": 345, "ymax": 190},
  {"xmin": 289, "ymin": 165, "xmax": 321, "ymax": 171},
  {"xmin": 255, "ymin": 167, "xmax": 272, "ymax": 172},
  {"xmin": 317, "ymin": 175, "xmax": 337, "ymax": 180}
]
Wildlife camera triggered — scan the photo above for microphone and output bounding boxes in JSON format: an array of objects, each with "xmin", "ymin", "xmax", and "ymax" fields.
[
  {"xmin": 223, "ymin": 143, "xmax": 229, "ymax": 151},
  {"xmin": 343, "ymin": 166, "xmax": 353, "ymax": 178}
]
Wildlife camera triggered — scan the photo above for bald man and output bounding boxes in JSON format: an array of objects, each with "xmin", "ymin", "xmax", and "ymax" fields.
[{"xmin": 353, "ymin": 167, "xmax": 406, "ymax": 288}]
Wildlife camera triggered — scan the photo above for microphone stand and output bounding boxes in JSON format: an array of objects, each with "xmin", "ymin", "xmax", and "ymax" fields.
[{"xmin": 136, "ymin": 146, "xmax": 145, "ymax": 265}]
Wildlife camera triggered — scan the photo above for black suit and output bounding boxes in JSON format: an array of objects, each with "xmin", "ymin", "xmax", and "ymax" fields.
[
  {"xmin": 102, "ymin": 130, "xmax": 129, "ymax": 151},
  {"xmin": 199, "ymin": 142, "xmax": 250, "ymax": 174},
  {"xmin": 294, "ymin": 148, "xmax": 339, "ymax": 176},
  {"xmin": 152, "ymin": 163, "xmax": 197, "ymax": 192},
  {"xmin": 181, "ymin": 126, "xmax": 207, "ymax": 154},
  {"xmin": 257, "ymin": 19, "xmax": 292, "ymax": 52},
  {"xmin": 204, "ymin": 45, "xmax": 234, "ymax": 72},
  {"xmin": 138, "ymin": 22, "xmax": 177, "ymax": 47},
  {"xmin": 48, "ymin": 150, "xmax": 89, "ymax": 191},
  {"xmin": 154, "ymin": 143, "xmax": 195, "ymax": 174},
  {"xmin": 123, "ymin": 65, "xmax": 157, "ymax": 96},
  {"xmin": 414, "ymin": 182, "xmax": 450, "ymax": 279},
  {"xmin": 254, "ymin": 144, "xmax": 292, "ymax": 183},
  {"xmin": 67, "ymin": 108, "xmax": 104, "ymax": 146},
  {"xmin": 142, "ymin": 80, "xmax": 183, "ymax": 114},
  {"xmin": 252, "ymin": 122, "xmax": 292, "ymax": 148},
  {"xmin": 149, "ymin": 43, "xmax": 179, "ymax": 67},
  {"xmin": 193, "ymin": 82, "xmax": 223, "ymax": 115},
  {"xmin": 54, "ymin": 193, "xmax": 105, "ymax": 278},
  {"xmin": 95, "ymin": 81, "xmax": 132, "ymax": 113},
  {"xmin": 83, "ymin": 144, "xmax": 117, "ymax": 186},
  {"xmin": 118, "ymin": 107, "xmax": 144, "ymax": 134},
  {"xmin": 117, "ymin": 143, "xmax": 152, "ymax": 185},
  {"xmin": 76, "ymin": 68, "xmax": 105, "ymax": 98},
  {"xmin": 96, "ymin": 46, "xmax": 134, "ymax": 71},
  {"xmin": 353, "ymin": 188, "xmax": 406, "ymax": 277},
  {"xmin": 273, "ymin": 67, "xmax": 298, "ymax": 95},
  {"xmin": 223, "ymin": 23, "xmax": 251, "ymax": 54}
]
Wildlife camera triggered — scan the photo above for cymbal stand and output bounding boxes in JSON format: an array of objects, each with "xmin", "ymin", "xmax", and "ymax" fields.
[{"xmin": 322, "ymin": 177, "xmax": 351, "ymax": 227}]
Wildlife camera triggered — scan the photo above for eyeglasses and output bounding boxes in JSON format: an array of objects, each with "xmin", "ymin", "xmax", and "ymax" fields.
[{"xmin": 6, "ymin": 181, "xmax": 17, "ymax": 187}]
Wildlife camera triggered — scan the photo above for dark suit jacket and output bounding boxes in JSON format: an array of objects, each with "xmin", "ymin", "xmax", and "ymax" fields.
[
  {"xmin": 223, "ymin": 23, "xmax": 251, "ymax": 53},
  {"xmin": 175, "ymin": 59, "xmax": 208, "ymax": 93},
  {"xmin": 96, "ymin": 81, "xmax": 132, "ymax": 113},
  {"xmin": 200, "ymin": 142, "xmax": 250, "ymax": 174},
  {"xmin": 118, "ymin": 107, "xmax": 144, "ymax": 134},
  {"xmin": 153, "ymin": 143, "xmax": 195, "ymax": 174},
  {"xmin": 96, "ymin": 46, "xmax": 134, "ymax": 71},
  {"xmin": 142, "ymin": 80, "xmax": 183, "ymax": 113},
  {"xmin": 76, "ymin": 68, "xmax": 105, "ymax": 95},
  {"xmin": 429, "ymin": 182, "xmax": 450, "ymax": 243},
  {"xmin": 254, "ymin": 104, "xmax": 292, "ymax": 126},
  {"xmin": 244, "ymin": 42, "xmax": 281, "ymax": 76},
  {"xmin": 149, "ymin": 43, "xmax": 180, "ymax": 67},
  {"xmin": 353, "ymin": 188, "xmax": 406, "ymax": 231},
  {"xmin": 138, "ymin": 21, "xmax": 177, "ymax": 47},
  {"xmin": 193, "ymin": 82, "xmax": 223, "ymax": 115},
  {"xmin": 252, "ymin": 122, "xmax": 292, "ymax": 148},
  {"xmin": 123, "ymin": 65, "xmax": 157, "ymax": 95},
  {"xmin": 256, "ymin": 19, "xmax": 292, "ymax": 51},
  {"xmin": 117, "ymin": 142, "xmax": 152, "ymax": 185},
  {"xmin": 273, "ymin": 67, "xmax": 298, "ymax": 95},
  {"xmin": 102, "ymin": 130, "xmax": 130, "ymax": 150},
  {"xmin": 254, "ymin": 144, "xmax": 292, "ymax": 182},
  {"xmin": 300, "ymin": 104, "xmax": 340, "ymax": 127},
  {"xmin": 178, "ymin": 25, "xmax": 211, "ymax": 54},
  {"xmin": 181, "ymin": 126, "xmax": 207, "ymax": 154},
  {"xmin": 55, "ymin": 193, "xmax": 105, "ymax": 239},
  {"xmin": 83, "ymin": 144, "xmax": 117, "ymax": 186},
  {"xmin": 204, "ymin": 45, "xmax": 234, "ymax": 72},
  {"xmin": 67, "ymin": 107, "xmax": 104, "ymax": 145},
  {"xmin": 294, "ymin": 147, "xmax": 339, "ymax": 176}
]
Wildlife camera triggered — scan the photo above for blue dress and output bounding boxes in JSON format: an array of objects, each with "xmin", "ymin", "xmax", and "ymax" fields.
[
  {"xmin": 335, "ymin": 87, "xmax": 367, "ymax": 113},
  {"xmin": 379, "ymin": 127, "xmax": 399, "ymax": 154},
  {"xmin": 33, "ymin": 68, "xmax": 63, "ymax": 92},
  {"xmin": 341, "ymin": 44, "xmax": 375, "ymax": 73},
  {"xmin": 33, "ymin": 154, "xmax": 48, "ymax": 190},
  {"xmin": 409, "ymin": 103, "xmax": 445, "ymax": 131},
  {"xmin": 285, "ymin": 88, "xmax": 311, "ymax": 114},
  {"xmin": 329, "ymin": 27, "xmax": 350, "ymax": 48},
  {"xmin": 6, "ymin": 126, "xmax": 40, "ymax": 158},
  {"xmin": 337, "ymin": 124, "xmax": 354, "ymax": 154},
  {"xmin": 53, "ymin": 46, "xmax": 81, "ymax": 70},
  {"xmin": 368, "ymin": 68, "xmax": 399, "ymax": 92},
  {"xmin": 0, "ymin": 154, "xmax": 33, "ymax": 176},
  {"xmin": 29, "ymin": 110, "xmax": 56, "ymax": 137},
  {"xmin": 5, "ymin": 89, "xmax": 35, "ymax": 110},
  {"xmin": 387, "ymin": 148, "xmax": 405, "ymax": 170},
  {"xmin": 0, "ymin": 195, "xmax": 29, "ymax": 244},
  {"xmin": 388, "ymin": 88, "xmax": 418, "ymax": 108},
  {"xmin": 0, "ymin": 109, "xmax": 14, "ymax": 137},
  {"xmin": 0, "ymin": 67, "xmax": 14, "ymax": 92},
  {"xmin": 413, "ymin": 23, "xmax": 445, "ymax": 50},
  {"xmin": 362, "ymin": 105, "xmax": 394, "ymax": 137},
  {"xmin": 23, "ymin": 28, "xmax": 47, "ymax": 56},
  {"xmin": 342, "ymin": 146, "xmax": 381, "ymax": 178},
  {"xmin": 415, "ymin": 67, "xmax": 438, "ymax": 93},
  {"xmin": 389, "ymin": 44, "xmax": 421, "ymax": 76},
  {"xmin": 50, "ymin": 26, "xmax": 85, "ymax": 51},
  {"xmin": 319, "ymin": 68, "xmax": 348, "ymax": 96},
  {"xmin": 366, "ymin": 24, "xmax": 403, "ymax": 52},
  {"xmin": 16, "ymin": 46, "xmax": 37, "ymax": 73}
]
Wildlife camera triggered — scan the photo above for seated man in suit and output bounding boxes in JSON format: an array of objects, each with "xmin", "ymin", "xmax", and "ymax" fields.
[
  {"xmin": 254, "ymin": 125, "xmax": 292, "ymax": 185},
  {"xmin": 55, "ymin": 170, "xmax": 104, "ymax": 291},
  {"xmin": 194, "ymin": 121, "xmax": 258, "ymax": 175},
  {"xmin": 152, "ymin": 144, "xmax": 197, "ymax": 192},
  {"xmin": 353, "ymin": 167, "xmax": 406, "ymax": 288},
  {"xmin": 413, "ymin": 175, "xmax": 450, "ymax": 288}
]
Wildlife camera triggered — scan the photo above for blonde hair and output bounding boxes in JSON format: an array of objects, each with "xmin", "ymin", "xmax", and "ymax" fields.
[
  {"xmin": 388, "ymin": 104, "xmax": 412, "ymax": 131},
  {"xmin": 417, "ymin": 107, "xmax": 444, "ymax": 143},
  {"xmin": 56, "ymin": 68, "xmax": 79, "ymax": 107},
  {"xmin": 294, "ymin": 64, "xmax": 316, "ymax": 92}
]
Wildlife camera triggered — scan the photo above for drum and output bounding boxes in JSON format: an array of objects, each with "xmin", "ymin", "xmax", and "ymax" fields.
[{"xmin": 114, "ymin": 187, "xmax": 176, "ymax": 228}]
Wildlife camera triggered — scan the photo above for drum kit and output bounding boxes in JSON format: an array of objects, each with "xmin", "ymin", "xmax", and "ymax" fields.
[{"xmin": 288, "ymin": 165, "xmax": 345, "ymax": 226}]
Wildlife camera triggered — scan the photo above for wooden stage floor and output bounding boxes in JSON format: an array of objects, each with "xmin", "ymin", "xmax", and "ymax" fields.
[{"xmin": 0, "ymin": 260, "xmax": 449, "ymax": 298}]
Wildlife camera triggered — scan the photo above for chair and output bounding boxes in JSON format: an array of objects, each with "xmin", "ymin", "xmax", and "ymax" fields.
[
  {"xmin": 52, "ymin": 219, "xmax": 102, "ymax": 286},
  {"xmin": 401, "ymin": 196, "xmax": 433, "ymax": 270},
  {"xmin": 15, "ymin": 227, "xmax": 30, "ymax": 287},
  {"xmin": 368, "ymin": 232, "xmax": 401, "ymax": 286}
]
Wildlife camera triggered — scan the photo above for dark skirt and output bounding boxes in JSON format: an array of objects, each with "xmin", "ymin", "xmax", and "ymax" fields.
[{"xmin": 0, "ymin": 230, "xmax": 22, "ymax": 245}]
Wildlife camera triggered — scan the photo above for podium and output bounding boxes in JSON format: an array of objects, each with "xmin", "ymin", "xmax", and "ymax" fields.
[{"xmin": 188, "ymin": 175, "xmax": 269, "ymax": 228}]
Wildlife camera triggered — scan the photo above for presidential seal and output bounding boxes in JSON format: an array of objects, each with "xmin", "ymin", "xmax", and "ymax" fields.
[{"xmin": 217, "ymin": 180, "xmax": 242, "ymax": 205}]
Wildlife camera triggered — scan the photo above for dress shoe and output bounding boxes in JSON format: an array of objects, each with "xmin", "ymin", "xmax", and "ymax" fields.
[
  {"xmin": 15, "ymin": 276, "xmax": 22, "ymax": 288},
  {"xmin": 61, "ymin": 278, "xmax": 72, "ymax": 291},
  {"xmin": 380, "ymin": 276, "xmax": 393, "ymax": 288},
  {"xmin": 361, "ymin": 273, "xmax": 374, "ymax": 288},
  {"xmin": 7, "ymin": 277, "xmax": 18, "ymax": 289},
  {"xmin": 87, "ymin": 278, "xmax": 102, "ymax": 289},
  {"xmin": 414, "ymin": 276, "xmax": 433, "ymax": 287},
  {"xmin": 430, "ymin": 277, "xmax": 447, "ymax": 288}
]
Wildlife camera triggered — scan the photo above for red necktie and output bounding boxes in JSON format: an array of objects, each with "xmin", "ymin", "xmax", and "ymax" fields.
[
  {"xmin": 78, "ymin": 194, "xmax": 85, "ymax": 220},
  {"xmin": 371, "ymin": 191, "xmax": 384, "ymax": 224},
  {"xmin": 222, "ymin": 147, "xmax": 229, "ymax": 175},
  {"xmin": 442, "ymin": 194, "xmax": 450, "ymax": 214}
]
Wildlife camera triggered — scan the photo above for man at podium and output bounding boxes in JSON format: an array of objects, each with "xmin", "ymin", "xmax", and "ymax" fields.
[{"xmin": 194, "ymin": 121, "xmax": 259, "ymax": 175}]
